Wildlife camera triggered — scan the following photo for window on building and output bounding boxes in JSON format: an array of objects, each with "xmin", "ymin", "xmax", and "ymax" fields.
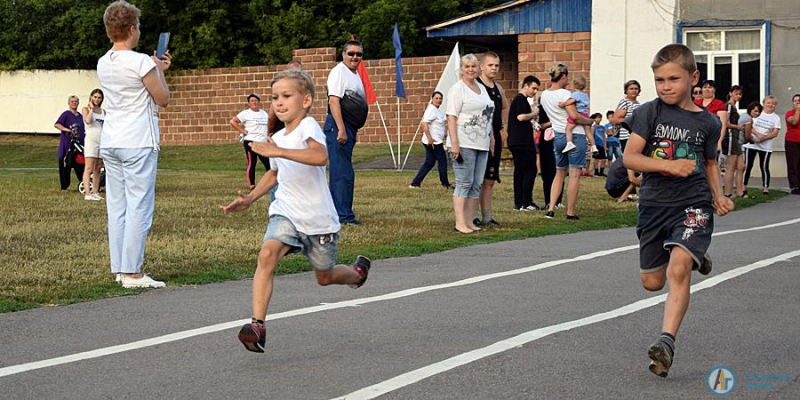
[{"xmin": 684, "ymin": 27, "xmax": 764, "ymax": 108}]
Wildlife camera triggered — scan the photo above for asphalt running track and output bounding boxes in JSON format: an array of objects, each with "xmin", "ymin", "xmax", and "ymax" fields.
[{"xmin": 1, "ymin": 196, "xmax": 799, "ymax": 399}]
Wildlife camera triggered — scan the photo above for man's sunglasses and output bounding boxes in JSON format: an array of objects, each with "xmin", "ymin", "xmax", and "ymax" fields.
[{"xmin": 346, "ymin": 51, "xmax": 363, "ymax": 58}]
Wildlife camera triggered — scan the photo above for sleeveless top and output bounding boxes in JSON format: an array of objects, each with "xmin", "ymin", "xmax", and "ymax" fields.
[
  {"xmin": 477, "ymin": 77, "xmax": 503, "ymax": 138},
  {"xmin": 85, "ymin": 110, "xmax": 105, "ymax": 136}
]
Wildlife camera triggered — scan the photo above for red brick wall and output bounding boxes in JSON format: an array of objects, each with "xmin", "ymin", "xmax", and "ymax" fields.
[
  {"xmin": 160, "ymin": 47, "xmax": 519, "ymax": 146},
  {"xmin": 517, "ymin": 31, "xmax": 591, "ymax": 92}
]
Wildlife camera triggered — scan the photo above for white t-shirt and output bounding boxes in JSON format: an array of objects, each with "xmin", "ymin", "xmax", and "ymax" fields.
[
  {"xmin": 327, "ymin": 62, "xmax": 365, "ymax": 99},
  {"xmin": 237, "ymin": 108, "xmax": 269, "ymax": 142},
  {"xmin": 268, "ymin": 117, "xmax": 340, "ymax": 235},
  {"xmin": 421, "ymin": 103, "xmax": 446, "ymax": 145},
  {"xmin": 96, "ymin": 50, "xmax": 159, "ymax": 149},
  {"xmin": 540, "ymin": 88, "xmax": 586, "ymax": 135},
  {"xmin": 744, "ymin": 111, "xmax": 781, "ymax": 152},
  {"xmin": 445, "ymin": 80, "xmax": 494, "ymax": 151}
]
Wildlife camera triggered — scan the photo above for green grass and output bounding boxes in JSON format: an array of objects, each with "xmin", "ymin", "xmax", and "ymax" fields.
[{"xmin": 0, "ymin": 133, "xmax": 786, "ymax": 312}]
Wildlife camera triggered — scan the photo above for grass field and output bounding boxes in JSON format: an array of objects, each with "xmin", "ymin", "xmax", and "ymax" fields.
[{"xmin": 0, "ymin": 134, "xmax": 784, "ymax": 312}]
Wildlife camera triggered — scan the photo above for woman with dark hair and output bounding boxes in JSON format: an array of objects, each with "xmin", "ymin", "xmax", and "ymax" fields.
[
  {"xmin": 230, "ymin": 93, "xmax": 270, "ymax": 189},
  {"xmin": 540, "ymin": 63, "xmax": 593, "ymax": 220},
  {"xmin": 410, "ymin": 91, "xmax": 450, "ymax": 188},
  {"xmin": 81, "ymin": 88, "xmax": 105, "ymax": 201},
  {"xmin": 97, "ymin": 0, "xmax": 172, "ymax": 288},
  {"xmin": 722, "ymin": 85, "xmax": 744, "ymax": 197},
  {"xmin": 692, "ymin": 86, "xmax": 703, "ymax": 102},
  {"xmin": 695, "ymin": 79, "xmax": 728, "ymax": 152},
  {"xmin": 785, "ymin": 94, "xmax": 800, "ymax": 194},
  {"xmin": 612, "ymin": 79, "xmax": 642, "ymax": 151}
]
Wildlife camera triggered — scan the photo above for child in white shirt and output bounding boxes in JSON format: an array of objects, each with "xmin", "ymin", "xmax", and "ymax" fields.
[{"xmin": 221, "ymin": 69, "xmax": 371, "ymax": 353}]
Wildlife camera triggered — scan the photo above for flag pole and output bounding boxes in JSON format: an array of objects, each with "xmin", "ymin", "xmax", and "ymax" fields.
[
  {"xmin": 397, "ymin": 97, "xmax": 401, "ymax": 171},
  {"xmin": 375, "ymin": 100, "xmax": 397, "ymax": 168},
  {"xmin": 401, "ymin": 121, "xmax": 422, "ymax": 170}
]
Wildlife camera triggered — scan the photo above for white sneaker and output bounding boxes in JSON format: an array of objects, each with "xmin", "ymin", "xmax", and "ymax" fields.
[
  {"xmin": 120, "ymin": 274, "xmax": 166, "ymax": 288},
  {"xmin": 92, "ymin": 193, "xmax": 104, "ymax": 200},
  {"xmin": 562, "ymin": 142, "xmax": 577, "ymax": 153},
  {"xmin": 555, "ymin": 203, "xmax": 565, "ymax": 209}
]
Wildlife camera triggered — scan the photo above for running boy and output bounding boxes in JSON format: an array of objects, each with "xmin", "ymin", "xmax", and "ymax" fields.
[
  {"xmin": 560, "ymin": 75, "xmax": 597, "ymax": 154},
  {"xmin": 221, "ymin": 69, "xmax": 371, "ymax": 353},
  {"xmin": 622, "ymin": 44, "xmax": 734, "ymax": 378}
]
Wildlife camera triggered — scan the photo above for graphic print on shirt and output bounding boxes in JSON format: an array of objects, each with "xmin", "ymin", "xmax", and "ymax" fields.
[
  {"xmin": 682, "ymin": 206, "xmax": 709, "ymax": 240},
  {"xmin": 463, "ymin": 105, "xmax": 495, "ymax": 142},
  {"xmin": 648, "ymin": 123, "xmax": 703, "ymax": 175}
]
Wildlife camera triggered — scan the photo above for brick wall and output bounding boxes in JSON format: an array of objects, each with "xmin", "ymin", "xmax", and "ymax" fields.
[
  {"xmin": 517, "ymin": 31, "xmax": 591, "ymax": 92},
  {"xmin": 160, "ymin": 47, "xmax": 519, "ymax": 146}
]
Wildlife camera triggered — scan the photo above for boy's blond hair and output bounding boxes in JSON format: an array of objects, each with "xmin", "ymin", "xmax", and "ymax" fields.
[
  {"xmin": 270, "ymin": 69, "xmax": 316, "ymax": 110},
  {"xmin": 572, "ymin": 75, "xmax": 587, "ymax": 90},
  {"xmin": 762, "ymin": 95, "xmax": 777, "ymax": 104},
  {"xmin": 651, "ymin": 44, "xmax": 697, "ymax": 74}
]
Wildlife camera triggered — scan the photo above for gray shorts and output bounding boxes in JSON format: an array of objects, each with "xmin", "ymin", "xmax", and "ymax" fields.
[
  {"xmin": 263, "ymin": 215, "xmax": 338, "ymax": 271},
  {"xmin": 636, "ymin": 203, "xmax": 714, "ymax": 273}
]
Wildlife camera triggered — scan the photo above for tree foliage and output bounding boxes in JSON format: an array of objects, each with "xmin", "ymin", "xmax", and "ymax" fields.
[{"xmin": 0, "ymin": 0, "xmax": 498, "ymax": 70}]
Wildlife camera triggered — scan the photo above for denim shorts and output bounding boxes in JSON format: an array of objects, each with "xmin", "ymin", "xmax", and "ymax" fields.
[
  {"xmin": 263, "ymin": 214, "xmax": 338, "ymax": 271},
  {"xmin": 636, "ymin": 203, "xmax": 714, "ymax": 273},
  {"xmin": 553, "ymin": 133, "xmax": 587, "ymax": 170},
  {"xmin": 450, "ymin": 147, "xmax": 488, "ymax": 198}
]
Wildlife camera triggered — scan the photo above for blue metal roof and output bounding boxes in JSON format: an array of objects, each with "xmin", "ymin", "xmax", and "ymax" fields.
[{"xmin": 426, "ymin": 0, "xmax": 592, "ymax": 38}]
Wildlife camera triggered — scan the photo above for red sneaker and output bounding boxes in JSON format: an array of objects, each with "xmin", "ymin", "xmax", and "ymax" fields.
[
  {"xmin": 348, "ymin": 256, "xmax": 372, "ymax": 289},
  {"xmin": 238, "ymin": 322, "xmax": 266, "ymax": 353}
]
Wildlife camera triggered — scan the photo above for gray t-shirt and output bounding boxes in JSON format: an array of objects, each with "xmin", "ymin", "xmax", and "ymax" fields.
[{"xmin": 623, "ymin": 99, "xmax": 721, "ymax": 207}]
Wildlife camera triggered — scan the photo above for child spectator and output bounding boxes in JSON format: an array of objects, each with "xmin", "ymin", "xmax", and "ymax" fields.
[
  {"xmin": 591, "ymin": 113, "xmax": 608, "ymax": 176},
  {"xmin": 622, "ymin": 43, "xmax": 734, "ymax": 378},
  {"xmin": 560, "ymin": 75, "xmax": 597, "ymax": 155},
  {"xmin": 604, "ymin": 157, "xmax": 640, "ymax": 202},
  {"xmin": 221, "ymin": 69, "xmax": 371, "ymax": 353},
  {"xmin": 605, "ymin": 110, "xmax": 622, "ymax": 162}
]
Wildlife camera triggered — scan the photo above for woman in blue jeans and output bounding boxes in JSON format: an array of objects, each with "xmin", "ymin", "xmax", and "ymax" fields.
[
  {"xmin": 445, "ymin": 54, "xmax": 495, "ymax": 233},
  {"xmin": 410, "ymin": 91, "xmax": 450, "ymax": 189}
]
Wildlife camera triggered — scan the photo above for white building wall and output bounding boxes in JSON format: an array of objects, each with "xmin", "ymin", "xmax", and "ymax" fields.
[
  {"xmin": 590, "ymin": 0, "xmax": 677, "ymax": 117},
  {"xmin": 0, "ymin": 70, "xmax": 99, "ymax": 134}
]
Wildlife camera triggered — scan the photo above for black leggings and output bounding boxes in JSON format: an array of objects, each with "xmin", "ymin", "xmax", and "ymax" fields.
[
  {"xmin": 509, "ymin": 145, "xmax": 538, "ymax": 208},
  {"xmin": 244, "ymin": 140, "xmax": 270, "ymax": 187},
  {"xmin": 743, "ymin": 148, "xmax": 771, "ymax": 188},
  {"xmin": 58, "ymin": 158, "xmax": 85, "ymax": 190},
  {"xmin": 537, "ymin": 139, "xmax": 563, "ymax": 207}
]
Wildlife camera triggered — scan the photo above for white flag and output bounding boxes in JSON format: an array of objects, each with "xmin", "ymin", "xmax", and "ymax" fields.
[{"xmin": 434, "ymin": 43, "xmax": 461, "ymax": 113}]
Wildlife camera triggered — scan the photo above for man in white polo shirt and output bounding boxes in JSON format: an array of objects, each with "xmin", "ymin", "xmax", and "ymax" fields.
[{"xmin": 323, "ymin": 40, "xmax": 368, "ymax": 225}]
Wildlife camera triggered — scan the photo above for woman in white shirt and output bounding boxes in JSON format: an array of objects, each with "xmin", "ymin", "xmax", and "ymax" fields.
[
  {"xmin": 230, "ymin": 93, "xmax": 270, "ymax": 189},
  {"xmin": 743, "ymin": 96, "xmax": 781, "ymax": 194},
  {"xmin": 81, "ymin": 88, "xmax": 105, "ymax": 201},
  {"xmin": 96, "ymin": 0, "xmax": 171, "ymax": 288},
  {"xmin": 409, "ymin": 91, "xmax": 450, "ymax": 189},
  {"xmin": 446, "ymin": 54, "xmax": 494, "ymax": 234}
]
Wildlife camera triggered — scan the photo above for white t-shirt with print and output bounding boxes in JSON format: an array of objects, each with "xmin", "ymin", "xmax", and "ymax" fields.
[
  {"xmin": 327, "ymin": 62, "xmax": 365, "ymax": 99},
  {"xmin": 421, "ymin": 103, "xmax": 446, "ymax": 145},
  {"xmin": 268, "ymin": 117, "xmax": 340, "ymax": 235},
  {"xmin": 540, "ymin": 88, "xmax": 586, "ymax": 135},
  {"xmin": 743, "ymin": 111, "xmax": 781, "ymax": 152},
  {"xmin": 237, "ymin": 108, "xmax": 269, "ymax": 142},
  {"xmin": 96, "ymin": 50, "xmax": 160, "ymax": 149},
  {"xmin": 445, "ymin": 80, "xmax": 494, "ymax": 151}
]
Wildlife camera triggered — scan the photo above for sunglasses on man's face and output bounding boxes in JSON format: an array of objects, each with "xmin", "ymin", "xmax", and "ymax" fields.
[{"xmin": 346, "ymin": 51, "xmax": 363, "ymax": 58}]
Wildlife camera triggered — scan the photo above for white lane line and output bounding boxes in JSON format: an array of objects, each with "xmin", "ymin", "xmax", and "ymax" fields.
[
  {"xmin": 333, "ymin": 249, "xmax": 800, "ymax": 400},
  {"xmin": 1, "ymin": 218, "xmax": 798, "ymax": 379}
]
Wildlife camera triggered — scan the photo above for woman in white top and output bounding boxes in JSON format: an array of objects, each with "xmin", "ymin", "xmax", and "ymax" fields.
[
  {"xmin": 230, "ymin": 93, "xmax": 270, "ymax": 189},
  {"xmin": 743, "ymin": 96, "xmax": 781, "ymax": 194},
  {"xmin": 446, "ymin": 54, "xmax": 494, "ymax": 233},
  {"xmin": 409, "ymin": 91, "xmax": 451, "ymax": 189},
  {"xmin": 81, "ymin": 88, "xmax": 105, "ymax": 201},
  {"xmin": 96, "ymin": 0, "xmax": 171, "ymax": 288}
]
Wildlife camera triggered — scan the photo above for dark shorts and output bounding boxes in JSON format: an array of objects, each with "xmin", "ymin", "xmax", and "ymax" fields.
[
  {"xmin": 636, "ymin": 203, "xmax": 714, "ymax": 273},
  {"xmin": 606, "ymin": 180, "xmax": 630, "ymax": 199},
  {"xmin": 595, "ymin": 147, "xmax": 607, "ymax": 160},
  {"xmin": 484, "ymin": 137, "xmax": 502, "ymax": 182},
  {"xmin": 722, "ymin": 131, "xmax": 742, "ymax": 156}
]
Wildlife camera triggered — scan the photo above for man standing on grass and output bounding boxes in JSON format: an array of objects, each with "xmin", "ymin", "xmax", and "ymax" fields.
[
  {"xmin": 475, "ymin": 51, "xmax": 507, "ymax": 227},
  {"xmin": 324, "ymin": 40, "xmax": 368, "ymax": 225}
]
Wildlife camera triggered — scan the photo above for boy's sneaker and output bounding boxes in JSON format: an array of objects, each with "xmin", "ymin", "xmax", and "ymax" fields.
[
  {"xmin": 555, "ymin": 203, "xmax": 565, "ymax": 209},
  {"xmin": 647, "ymin": 341, "xmax": 673, "ymax": 378},
  {"xmin": 523, "ymin": 204, "xmax": 542, "ymax": 211},
  {"xmin": 238, "ymin": 322, "xmax": 266, "ymax": 353},
  {"xmin": 473, "ymin": 218, "xmax": 482, "ymax": 227},
  {"xmin": 544, "ymin": 211, "xmax": 555, "ymax": 219},
  {"xmin": 349, "ymin": 256, "xmax": 371, "ymax": 288},
  {"xmin": 408, "ymin": 184, "xmax": 420, "ymax": 189},
  {"xmin": 562, "ymin": 141, "xmax": 577, "ymax": 153},
  {"xmin": 119, "ymin": 274, "xmax": 165, "ymax": 288},
  {"xmin": 483, "ymin": 219, "xmax": 501, "ymax": 227},
  {"xmin": 697, "ymin": 254, "xmax": 713, "ymax": 275},
  {"xmin": 566, "ymin": 214, "xmax": 580, "ymax": 220}
]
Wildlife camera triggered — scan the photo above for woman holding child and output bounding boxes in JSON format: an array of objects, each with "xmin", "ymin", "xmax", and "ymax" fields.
[{"xmin": 446, "ymin": 54, "xmax": 495, "ymax": 234}]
